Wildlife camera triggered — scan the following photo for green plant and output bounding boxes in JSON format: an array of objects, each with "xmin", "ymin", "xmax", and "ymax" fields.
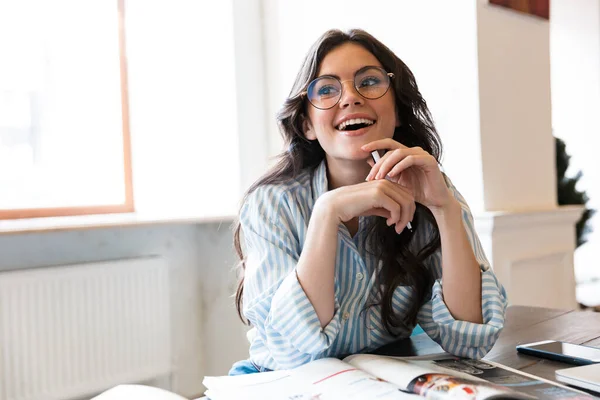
[{"xmin": 555, "ymin": 137, "xmax": 596, "ymax": 247}]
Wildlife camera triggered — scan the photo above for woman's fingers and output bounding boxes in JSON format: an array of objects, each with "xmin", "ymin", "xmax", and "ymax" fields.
[
  {"xmin": 388, "ymin": 154, "xmax": 431, "ymax": 177},
  {"xmin": 363, "ymin": 140, "xmax": 405, "ymax": 181},
  {"xmin": 366, "ymin": 150, "xmax": 395, "ymax": 181},
  {"xmin": 367, "ymin": 147, "xmax": 426, "ymax": 181},
  {"xmin": 398, "ymin": 197, "xmax": 416, "ymax": 234},
  {"xmin": 374, "ymin": 149, "xmax": 406, "ymax": 180},
  {"xmin": 372, "ymin": 180, "xmax": 415, "ymax": 233},
  {"xmin": 360, "ymin": 208, "xmax": 390, "ymax": 219},
  {"xmin": 334, "ymin": 180, "xmax": 415, "ymax": 233},
  {"xmin": 371, "ymin": 188, "xmax": 402, "ymax": 226},
  {"xmin": 388, "ymin": 185, "xmax": 415, "ymax": 233}
]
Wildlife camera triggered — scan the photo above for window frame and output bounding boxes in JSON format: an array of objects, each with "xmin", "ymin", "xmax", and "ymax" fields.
[{"xmin": 0, "ymin": 0, "xmax": 134, "ymax": 220}]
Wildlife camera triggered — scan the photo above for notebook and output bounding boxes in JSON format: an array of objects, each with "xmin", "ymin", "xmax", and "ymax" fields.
[{"xmin": 555, "ymin": 363, "xmax": 600, "ymax": 393}]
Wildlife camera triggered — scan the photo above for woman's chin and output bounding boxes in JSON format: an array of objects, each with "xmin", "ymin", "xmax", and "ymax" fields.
[{"xmin": 338, "ymin": 148, "xmax": 373, "ymax": 161}]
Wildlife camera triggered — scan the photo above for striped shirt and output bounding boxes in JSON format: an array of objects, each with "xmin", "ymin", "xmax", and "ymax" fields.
[{"xmin": 240, "ymin": 160, "xmax": 508, "ymax": 370}]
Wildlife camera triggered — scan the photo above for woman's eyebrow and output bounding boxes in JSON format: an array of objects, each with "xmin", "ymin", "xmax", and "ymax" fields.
[
  {"xmin": 317, "ymin": 65, "xmax": 379, "ymax": 79},
  {"xmin": 317, "ymin": 72, "xmax": 341, "ymax": 79}
]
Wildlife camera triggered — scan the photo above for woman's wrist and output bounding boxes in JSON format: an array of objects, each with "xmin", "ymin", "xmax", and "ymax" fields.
[
  {"xmin": 313, "ymin": 193, "xmax": 342, "ymax": 226},
  {"xmin": 429, "ymin": 198, "xmax": 462, "ymax": 224}
]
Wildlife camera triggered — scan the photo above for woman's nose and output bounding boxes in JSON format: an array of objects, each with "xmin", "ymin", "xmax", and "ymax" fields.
[{"xmin": 338, "ymin": 80, "xmax": 363, "ymax": 108}]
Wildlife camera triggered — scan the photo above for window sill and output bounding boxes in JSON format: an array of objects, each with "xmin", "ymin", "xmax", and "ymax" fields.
[{"xmin": 0, "ymin": 211, "xmax": 235, "ymax": 235}]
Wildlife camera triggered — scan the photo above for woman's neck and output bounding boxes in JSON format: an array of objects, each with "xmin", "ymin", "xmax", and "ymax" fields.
[{"xmin": 326, "ymin": 156, "xmax": 371, "ymax": 190}]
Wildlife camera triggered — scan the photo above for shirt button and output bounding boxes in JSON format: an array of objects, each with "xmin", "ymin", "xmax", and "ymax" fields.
[
  {"xmin": 356, "ymin": 272, "xmax": 364, "ymax": 281},
  {"xmin": 343, "ymin": 312, "xmax": 350, "ymax": 320}
]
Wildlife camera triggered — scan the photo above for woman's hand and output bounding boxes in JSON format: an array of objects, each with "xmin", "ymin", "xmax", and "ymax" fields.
[
  {"xmin": 317, "ymin": 179, "xmax": 416, "ymax": 234},
  {"xmin": 361, "ymin": 139, "xmax": 456, "ymax": 212}
]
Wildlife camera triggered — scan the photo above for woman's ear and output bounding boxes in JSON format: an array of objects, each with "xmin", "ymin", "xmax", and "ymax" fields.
[{"xmin": 303, "ymin": 118, "xmax": 317, "ymax": 140}]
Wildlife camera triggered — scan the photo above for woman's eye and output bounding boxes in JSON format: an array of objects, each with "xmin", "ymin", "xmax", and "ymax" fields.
[
  {"xmin": 318, "ymin": 85, "xmax": 339, "ymax": 97},
  {"xmin": 359, "ymin": 77, "xmax": 381, "ymax": 87}
]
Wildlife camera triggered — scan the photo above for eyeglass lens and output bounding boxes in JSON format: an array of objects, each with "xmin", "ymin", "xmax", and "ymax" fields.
[{"xmin": 306, "ymin": 67, "xmax": 391, "ymax": 109}]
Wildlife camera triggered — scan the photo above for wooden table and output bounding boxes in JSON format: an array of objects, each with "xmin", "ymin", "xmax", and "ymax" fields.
[
  {"xmin": 199, "ymin": 306, "xmax": 600, "ymax": 400},
  {"xmin": 374, "ymin": 305, "xmax": 600, "ymax": 387},
  {"xmin": 484, "ymin": 305, "xmax": 600, "ymax": 383}
]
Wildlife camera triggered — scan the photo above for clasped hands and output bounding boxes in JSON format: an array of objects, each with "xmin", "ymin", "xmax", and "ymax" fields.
[{"xmin": 320, "ymin": 138, "xmax": 457, "ymax": 234}]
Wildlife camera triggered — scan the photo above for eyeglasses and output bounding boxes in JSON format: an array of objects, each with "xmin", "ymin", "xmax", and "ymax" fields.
[{"xmin": 301, "ymin": 66, "xmax": 394, "ymax": 110}]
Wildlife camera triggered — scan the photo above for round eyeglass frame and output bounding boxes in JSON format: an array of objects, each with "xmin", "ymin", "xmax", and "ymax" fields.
[{"xmin": 300, "ymin": 66, "xmax": 395, "ymax": 110}]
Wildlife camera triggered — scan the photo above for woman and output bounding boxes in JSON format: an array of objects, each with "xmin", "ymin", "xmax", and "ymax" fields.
[{"xmin": 230, "ymin": 29, "xmax": 507, "ymax": 374}]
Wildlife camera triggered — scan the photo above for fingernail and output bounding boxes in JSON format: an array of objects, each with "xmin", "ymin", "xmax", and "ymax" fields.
[{"xmin": 407, "ymin": 222, "xmax": 413, "ymax": 231}]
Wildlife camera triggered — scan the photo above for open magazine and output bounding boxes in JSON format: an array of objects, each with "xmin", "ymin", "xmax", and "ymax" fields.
[
  {"xmin": 92, "ymin": 384, "xmax": 192, "ymax": 400},
  {"xmin": 203, "ymin": 354, "xmax": 597, "ymax": 400}
]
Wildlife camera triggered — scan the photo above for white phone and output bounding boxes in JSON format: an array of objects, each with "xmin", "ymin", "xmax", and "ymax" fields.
[{"xmin": 516, "ymin": 340, "xmax": 600, "ymax": 366}]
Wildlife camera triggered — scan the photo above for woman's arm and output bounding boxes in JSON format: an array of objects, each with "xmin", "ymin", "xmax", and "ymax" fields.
[
  {"xmin": 295, "ymin": 199, "xmax": 340, "ymax": 327},
  {"xmin": 414, "ymin": 179, "xmax": 507, "ymax": 359},
  {"xmin": 361, "ymin": 139, "xmax": 507, "ymax": 358},
  {"xmin": 242, "ymin": 180, "xmax": 415, "ymax": 368},
  {"xmin": 303, "ymin": 178, "xmax": 418, "ymax": 327},
  {"xmin": 241, "ymin": 187, "xmax": 342, "ymax": 368},
  {"xmin": 431, "ymin": 199, "xmax": 483, "ymax": 324}
]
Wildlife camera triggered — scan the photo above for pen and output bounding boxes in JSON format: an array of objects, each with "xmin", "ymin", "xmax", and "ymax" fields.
[{"xmin": 371, "ymin": 151, "xmax": 413, "ymax": 232}]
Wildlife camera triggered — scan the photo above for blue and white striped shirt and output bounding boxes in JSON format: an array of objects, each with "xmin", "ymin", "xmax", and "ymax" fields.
[{"xmin": 240, "ymin": 160, "xmax": 507, "ymax": 370}]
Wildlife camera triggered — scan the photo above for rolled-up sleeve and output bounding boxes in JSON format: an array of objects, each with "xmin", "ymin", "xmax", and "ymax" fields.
[
  {"xmin": 241, "ymin": 186, "xmax": 341, "ymax": 369},
  {"xmin": 417, "ymin": 176, "xmax": 508, "ymax": 359}
]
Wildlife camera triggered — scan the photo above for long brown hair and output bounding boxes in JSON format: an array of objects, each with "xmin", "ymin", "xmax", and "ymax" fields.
[{"xmin": 234, "ymin": 29, "xmax": 442, "ymax": 333}]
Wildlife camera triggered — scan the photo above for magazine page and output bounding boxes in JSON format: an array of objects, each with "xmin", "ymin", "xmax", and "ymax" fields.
[
  {"xmin": 425, "ymin": 357, "xmax": 597, "ymax": 400},
  {"xmin": 203, "ymin": 370, "xmax": 306, "ymax": 400},
  {"xmin": 345, "ymin": 354, "xmax": 531, "ymax": 400},
  {"xmin": 92, "ymin": 384, "xmax": 189, "ymax": 400},
  {"xmin": 203, "ymin": 369, "xmax": 291, "ymax": 391},
  {"xmin": 203, "ymin": 358, "xmax": 417, "ymax": 400},
  {"xmin": 344, "ymin": 354, "xmax": 440, "ymax": 390},
  {"xmin": 290, "ymin": 357, "xmax": 419, "ymax": 399}
]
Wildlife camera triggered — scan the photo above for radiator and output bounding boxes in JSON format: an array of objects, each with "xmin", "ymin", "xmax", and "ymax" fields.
[{"xmin": 0, "ymin": 257, "xmax": 172, "ymax": 400}]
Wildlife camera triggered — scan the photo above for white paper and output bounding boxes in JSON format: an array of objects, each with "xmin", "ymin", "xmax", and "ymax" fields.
[{"xmin": 291, "ymin": 358, "xmax": 419, "ymax": 399}]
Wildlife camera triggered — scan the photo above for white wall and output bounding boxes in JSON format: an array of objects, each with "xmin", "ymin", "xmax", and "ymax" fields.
[
  {"xmin": 0, "ymin": 223, "xmax": 248, "ymax": 397},
  {"xmin": 125, "ymin": 0, "xmax": 240, "ymax": 217},
  {"xmin": 551, "ymin": 0, "xmax": 600, "ymax": 283},
  {"xmin": 262, "ymin": 0, "xmax": 485, "ymax": 209}
]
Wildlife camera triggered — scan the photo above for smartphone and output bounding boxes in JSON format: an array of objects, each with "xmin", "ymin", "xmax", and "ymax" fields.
[{"xmin": 516, "ymin": 340, "xmax": 600, "ymax": 366}]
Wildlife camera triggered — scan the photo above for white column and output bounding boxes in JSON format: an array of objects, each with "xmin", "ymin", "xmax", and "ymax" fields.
[
  {"xmin": 550, "ymin": 0, "xmax": 600, "ymax": 293},
  {"xmin": 472, "ymin": 1, "xmax": 580, "ymax": 310},
  {"xmin": 475, "ymin": 206, "xmax": 582, "ymax": 310},
  {"xmin": 476, "ymin": 1, "xmax": 556, "ymax": 212}
]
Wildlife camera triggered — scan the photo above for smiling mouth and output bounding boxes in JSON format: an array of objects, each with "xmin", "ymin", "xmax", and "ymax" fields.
[{"xmin": 336, "ymin": 118, "xmax": 376, "ymax": 131}]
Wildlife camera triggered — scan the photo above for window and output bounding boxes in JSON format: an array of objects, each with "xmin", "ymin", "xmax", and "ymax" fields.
[{"xmin": 0, "ymin": 0, "xmax": 133, "ymax": 219}]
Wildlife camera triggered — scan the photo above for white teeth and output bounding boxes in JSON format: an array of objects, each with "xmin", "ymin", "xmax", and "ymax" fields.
[{"xmin": 336, "ymin": 118, "xmax": 375, "ymax": 130}]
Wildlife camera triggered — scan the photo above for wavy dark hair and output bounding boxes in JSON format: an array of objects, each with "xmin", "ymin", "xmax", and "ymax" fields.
[{"xmin": 234, "ymin": 29, "xmax": 442, "ymax": 334}]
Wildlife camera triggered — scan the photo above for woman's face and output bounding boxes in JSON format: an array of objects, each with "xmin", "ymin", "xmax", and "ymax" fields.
[{"xmin": 304, "ymin": 43, "xmax": 398, "ymax": 162}]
